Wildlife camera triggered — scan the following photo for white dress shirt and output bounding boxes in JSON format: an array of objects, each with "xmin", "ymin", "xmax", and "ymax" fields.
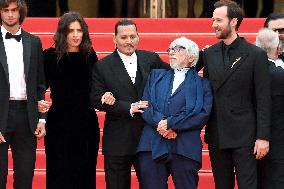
[
  {"xmin": 171, "ymin": 68, "xmax": 189, "ymax": 95},
  {"xmin": 1, "ymin": 25, "xmax": 26, "ymax": 100},
  {"xmin": 117, "ymin": 50, "xmax": 137, "ymax": 84},
  {"xmin": 275, "ymin": 58, "xmax": 284, "ymax": 69}
]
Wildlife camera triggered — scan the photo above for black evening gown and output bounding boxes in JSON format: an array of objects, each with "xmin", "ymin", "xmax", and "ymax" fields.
[{"xmin": 43, "ymin": 48, "xmax": 99, "ymax": 189}]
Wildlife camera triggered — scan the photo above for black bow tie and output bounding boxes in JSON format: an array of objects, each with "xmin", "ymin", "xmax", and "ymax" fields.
[{"xmin": 5, "ymin": 32, "xmax": 21, "ymax": 42}]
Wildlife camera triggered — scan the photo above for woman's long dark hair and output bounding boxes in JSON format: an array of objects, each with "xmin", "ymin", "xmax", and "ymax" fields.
[{"xmin": 54, "ymin": 12, "xmax": 92, "ymax": 59}]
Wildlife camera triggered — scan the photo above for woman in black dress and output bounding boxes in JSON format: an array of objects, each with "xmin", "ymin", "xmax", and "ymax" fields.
[{"xmin": 43, "ymin": 12, "xmax": 99, "ymax": 189}]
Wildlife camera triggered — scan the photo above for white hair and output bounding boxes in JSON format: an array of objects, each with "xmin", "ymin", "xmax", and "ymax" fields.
[
  {"xmin": 169, "ymin": 37, "xmax": 199, "ymax": 67},
  {"xmin": 256, "ymin": 28, "xmax": 279, "ymax": 54}
]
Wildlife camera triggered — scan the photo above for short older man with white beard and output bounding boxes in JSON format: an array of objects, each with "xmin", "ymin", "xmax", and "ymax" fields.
[{"xmin": 137, "ymin": 37, "xmax": 213, "ymax": 189}]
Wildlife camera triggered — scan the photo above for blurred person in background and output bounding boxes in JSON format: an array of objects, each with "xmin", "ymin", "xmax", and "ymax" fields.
[
  {"xmin": 264, "ymin": 13, "xmax": 284, "ymax": 68},
  {"xmin": 256, "ymin": 28, "xmax": 284, "ymax": 189}
]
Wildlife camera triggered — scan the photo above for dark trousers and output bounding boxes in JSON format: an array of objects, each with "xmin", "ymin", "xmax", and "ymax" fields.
[
  {"xmin": 0, "ymin": 101, "xmax": 36, "ymax": 189},
  {"xmin": 104, "ymin": 154, "xmax": 141, "ymax": 189},
  {"xmin": 45, "ymin": 132, "xmax": 99, "ymax": 189},
  {"xmin": 209, "ymin": 145, "xmax": 257, "ymax": 189},
  {"xmin": 258, "ymin": 159, "xmax": 284, "ymax": 189},
  {"xmin": 139, "ymin": 152, "xmax": 199, "ymax": 189}
]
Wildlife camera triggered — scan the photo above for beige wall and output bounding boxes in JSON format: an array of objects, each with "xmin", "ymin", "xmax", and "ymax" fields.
[{"xmin": 66, "ymin": 0, "xmax": 283, "ymax": 18}]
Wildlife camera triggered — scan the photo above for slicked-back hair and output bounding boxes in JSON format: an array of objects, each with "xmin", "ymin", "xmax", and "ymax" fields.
[
  {"xmin": 54, "ymin": 11, "xmax": 92, "ymax": 59},
  {"xmin": 264, "ymin": 13, "xmax": 284, "ymax": 28},
  {"xmin": 214, "ymin": 0, "xmax": 244, "ymax": 31},
  {"xmin": 0, "ymin": 0, "xmax": 27, "ymax": 25},
  {"xmin": 114, "ymin": 19, "xmax": 138, "ymax": 36}
]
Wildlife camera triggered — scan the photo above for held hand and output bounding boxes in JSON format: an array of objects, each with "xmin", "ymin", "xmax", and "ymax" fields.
[
  {"xmin": 131, "ymin": 101, "xmax": 149, "ymax": 114},
  {"xmin": 38, "ymin": 100, "xmax": 51, "ymax": 113},
  {"xmin": 0, "ymin": 132, "xmax": 6, "ymax": 143},
  {"xmin": 162, "ymin": 129, "xmax": 177, "ymax": 139},
  {"xmin": 254, "ymin": 139, "xmax": 269, "ymax": 160},
  {"xmin": 34, "ymin": 122, "xmax": 46, "ymax": 140},
  {"xmin": 157, "ymin": 119, "xmax": 167, "ymax": 135},
  {"xmin": 101, "ymin": 92, "xmax": 115, "ymax": 105}
]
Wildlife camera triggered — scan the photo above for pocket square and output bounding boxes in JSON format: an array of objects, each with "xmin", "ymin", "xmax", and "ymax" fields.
[{"xmin": 231, "ymin": 57, "xmax": 241, "ymax": 68}]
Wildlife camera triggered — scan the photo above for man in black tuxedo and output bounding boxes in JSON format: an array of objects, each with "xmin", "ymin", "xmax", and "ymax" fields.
[
  {"xmin": 196, "ymin": 0, "xmax": 271, "ymax": 188},
  {"xmin": 0, "ymin": 0, "xmax": 46, "ymax": 188},
  {"xmin": 90, "ymin": 19, "xmax": 169, "ymax": 189},
  {"xmin": 264, "ymin": 13, "xmax": 284, "ymax": 68},
  {"xmin": 256, "ymin": 28, "xmax": 284, "ymax": 189}
]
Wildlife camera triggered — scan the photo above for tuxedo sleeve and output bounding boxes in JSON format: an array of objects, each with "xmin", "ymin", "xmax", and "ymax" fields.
[
  {"xmin": 35, "ymin": 37, "xmax": 46, "ymax": 119},
  {"xmin": 254, "ymin": 50, "xmax": 271, "ymax": 140},
  {"xmin": 149, "ymin": 52, "xmax": 170, "ymax": 69},
  {"xmin": 90, "ymin": 63, "xmax": 133, "ymax": 117}
]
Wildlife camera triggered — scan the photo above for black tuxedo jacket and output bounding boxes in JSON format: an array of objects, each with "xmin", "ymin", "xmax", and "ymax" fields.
[
  {"xmin": 266, "ymin": 61, "xmax": 284, "ymax": 159},
  {"xmin": 0, "ymin": 29, "xmax": 45, "ymax": 134},
  {"xmin": 90, "ymin": 50, "xmax": 169, "ymax": 156},
  {"xmin": 198, "ymin": 38, "xmax": 271, "ymax": 149}
]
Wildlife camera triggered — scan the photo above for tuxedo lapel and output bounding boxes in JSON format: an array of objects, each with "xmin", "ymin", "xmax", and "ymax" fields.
[
  {"xmin": 136, "ymin": 51, "xmax": 150, "ymax": 97},
  {"xmin": 110, "ymin": 51, "xmax": 137, "ymax": 96},
  {"xmin": 0, "ymin": 32, "xmax": 9, "ymax": 82},
  {"xmin": 208, "ymin": 44, "xmax": 226, "ymax": 86},
  {"xmin": 216, "ymin": 48, "xmax": 249, "ymax": 90},
  {"xmin": 22, "ymin": 30, "xmax": 31, "ymax": 81}
]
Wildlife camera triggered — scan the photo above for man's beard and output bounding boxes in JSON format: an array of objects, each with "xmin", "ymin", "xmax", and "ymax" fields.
[
  {"xmin": 216, "ymin": 25, "xmax": 232, "ymax": 39},
  {"xmin": 170, "ymin": 62, "xmax": 186, "ymax": 70}
]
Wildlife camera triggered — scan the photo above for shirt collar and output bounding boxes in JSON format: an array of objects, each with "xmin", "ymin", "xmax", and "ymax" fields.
[
  {"xmin": 268, "ymin": 58, "xmax": 276, "ymax": 64},
  {"xmin": 117, "ymin": 49, "xmax": 137, "ymax": 60},
  {"xmin": 174, "ymin": 67, "xmax": 190, "ymax": 74},
  {"xmin": 1, "ymin": 25, "xmax": 21, "ymax": 38},
  {"xmin": 222, "ymin": 35, "xmax": 241, "ymax": 50}
]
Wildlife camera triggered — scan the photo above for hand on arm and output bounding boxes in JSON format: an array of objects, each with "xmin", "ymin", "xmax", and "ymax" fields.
[
  {"xmin": 101, "ymin": 92, "xmax": 115, "ymax": 105},
  {"xmin": 38, "ymin": 100, "xmax": 52, "ymax": 113},
  {"xmin": 130, "ymin": 100, "xmax": 149, "ymax": 115}
]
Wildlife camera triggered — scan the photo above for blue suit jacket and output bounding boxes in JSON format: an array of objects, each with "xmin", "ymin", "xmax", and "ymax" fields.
[{"xmin": 137, "ymin": 69, "xmax": 212, "ymax": 163}]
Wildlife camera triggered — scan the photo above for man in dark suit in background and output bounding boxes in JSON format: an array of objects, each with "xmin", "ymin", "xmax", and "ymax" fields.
[
  {"xmin": 264, "ymin": 13, "xmax": 284, "ymax": 68},
  {"xmin": 196, "ymin": 0, "xmax": 271, "ymax": 188},
  {"xmin": 256, "ymin": 28, "xmax": 284, "ymax": 189},
  {"xmin": 90, "ymin": 19, "xmax": 169, "ymax": 189},
  {"xmin": 0, "ymin": 0, "xmax": 46, "ymax": 189}
]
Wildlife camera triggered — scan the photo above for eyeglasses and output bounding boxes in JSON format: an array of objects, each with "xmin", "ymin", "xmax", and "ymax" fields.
[
  {"xmin": 167, "ymin": 45, "xmax": 186, "ymax": 54},
  {"xmin": 272, "ymin": 28, "xmax": 284, "ymax": 34}
]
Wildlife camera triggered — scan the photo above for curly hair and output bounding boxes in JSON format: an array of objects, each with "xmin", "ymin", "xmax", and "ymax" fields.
[{"xmin": 54, "ymin": 12, "xmax": 92, "ymax": 59}]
